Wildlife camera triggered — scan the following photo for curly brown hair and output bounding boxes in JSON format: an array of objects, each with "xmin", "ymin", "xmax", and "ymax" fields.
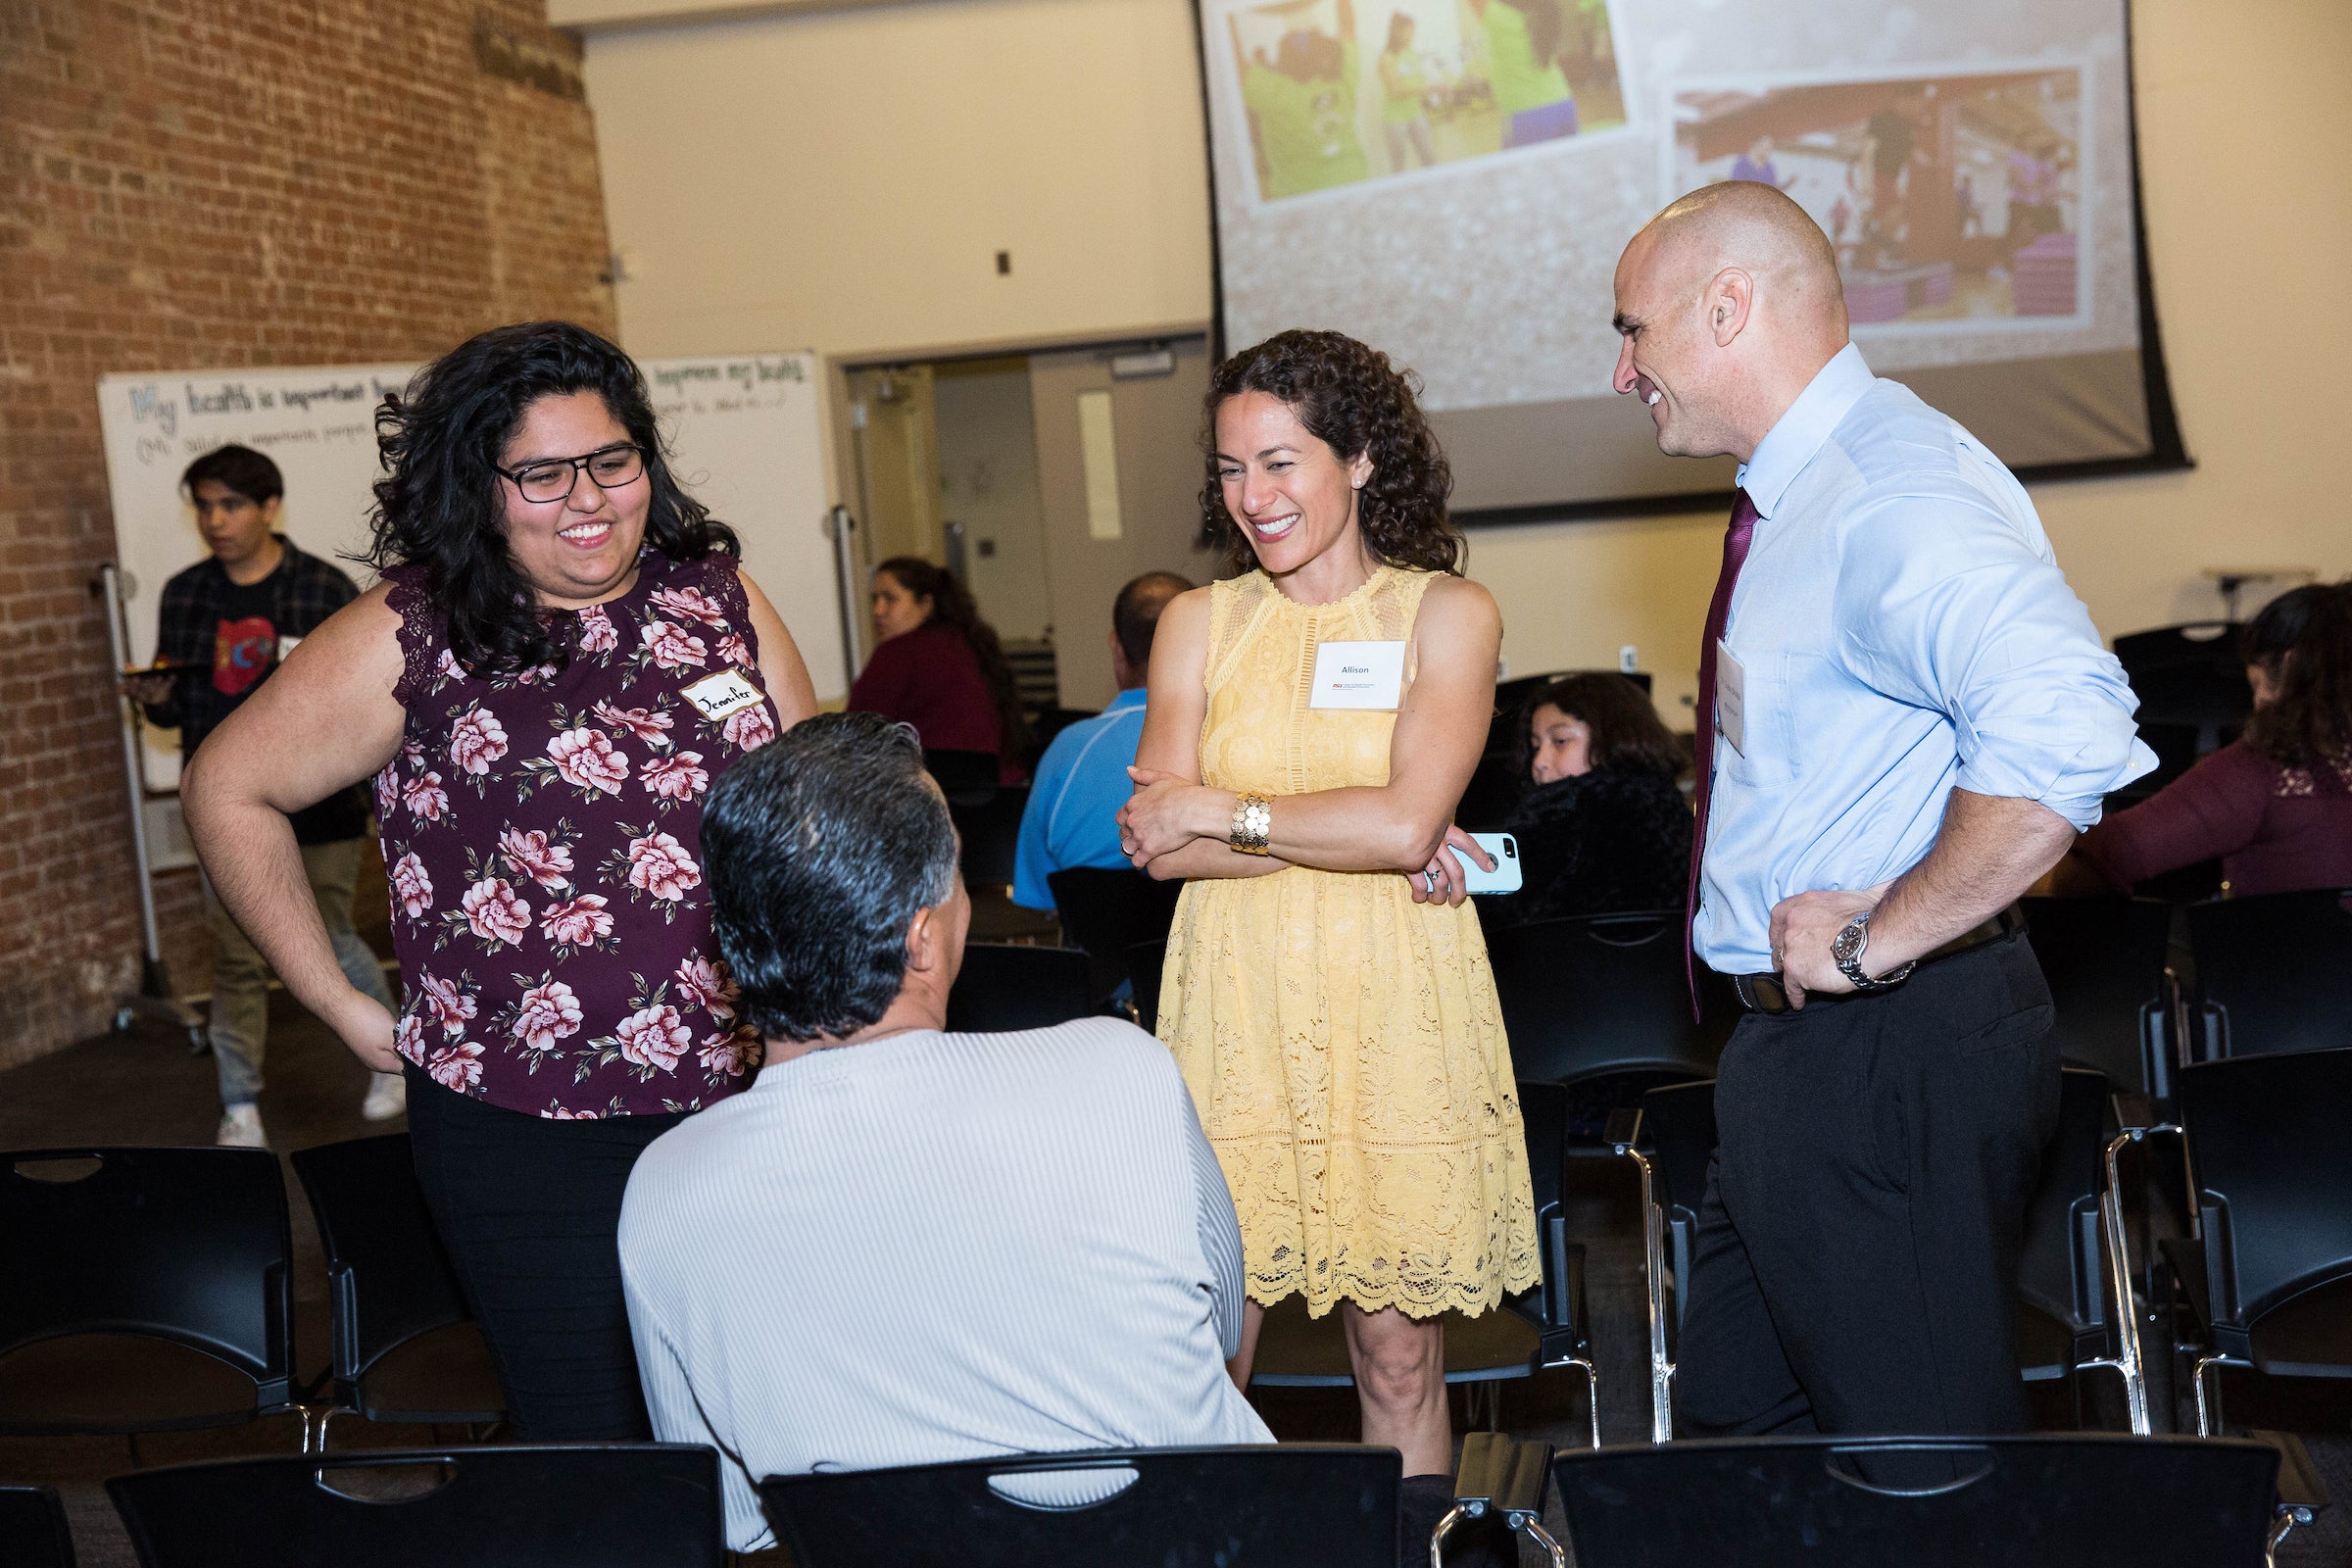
[
  {"xmin": 2238, "ymin": 579, "xmax": 2352, "ymax": 774},
  {"xmin": 1199, "ymin": 329, "xmax": 1463, "ymax": 579}
]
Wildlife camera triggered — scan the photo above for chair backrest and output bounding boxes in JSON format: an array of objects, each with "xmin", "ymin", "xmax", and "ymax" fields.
[
  {"xmin": 1487, "ymin": 913, "xmax": 1729, "ymax": 1087},
  {"xmin": 2020, "ymin": 897, "xmax": 2172, "ymax": 1098},
  {"xmin": 2180, "ymin": 1048, "xmax": 2352, "ymax": 1331},
  {"xmin": 1638, "ymin": 1079, "xmax": 1718, "ymax": 1223},
  {"xmin": 951, "ymin": 785, "xmax": 1029, "ymax": 890},
  {"xmin": 288, "ymin": 1136, "xmax": 471, "ymax": 1384},
  {"xmin": 1554, "ymin": 1435, "xmax": 2278, "ymax": 1567},
  {"xmin": 108, "ymin": 1446, "xmax": 724, "ymax": 1568},
  {"xmin": 945, "ymin": 944, "xmax": 1097, "ymax": 1034},
  {"xmin": 2186, "ymin": 889, "xmax": 2352, "ymax": 1060},
  {"xmin": 2113, "ymin": 622, "xmax": 2241, "ymax": 683},
  {"xmin": 1047, "ymin": 869, "xmax": 1183, "ymax": 1003},
  {"xmin": 0, "ymin": 1148, "xmax": 291, "ymax": 1394},
  {"xmin": 2016, "ymin": 1067, "xmax": 2110, "ymax": 1336},
  {"xmin": 923, "ymin": 749, "xmax": 1001, "ymax": 804},
  {"xmin": 760, "ymin": 1446, "xmax": 1397, "ymax": 1568},
  {"xmin": 0, "ymin": 1486, "xmax": 74, "ymax": 1568}
]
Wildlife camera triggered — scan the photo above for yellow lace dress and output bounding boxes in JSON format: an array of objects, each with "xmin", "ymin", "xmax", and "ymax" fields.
[{"xmin": 1157, "ymin": 564, "xmax": 1539, "ymax": 1319}]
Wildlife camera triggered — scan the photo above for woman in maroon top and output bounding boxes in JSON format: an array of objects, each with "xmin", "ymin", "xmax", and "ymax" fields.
[
  {"xmin": 2065, "ymin": 582, "xmax": 2352, "ymax": 897},
  {"xmin": 849, "ymin": 556, "xmax": 1033, "ymax": 779},
  {"xmin": 181, "ymin": 321, "xmax": 817, "ymax": 1440}
]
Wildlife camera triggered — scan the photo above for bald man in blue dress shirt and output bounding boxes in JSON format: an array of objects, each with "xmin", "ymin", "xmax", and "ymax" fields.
[{"xmin": 1609, "ymin": 182, "xmax": 2153, "ymax": 1439}]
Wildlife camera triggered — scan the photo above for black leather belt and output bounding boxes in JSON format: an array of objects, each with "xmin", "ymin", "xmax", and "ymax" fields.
[{"xmin": 1731, "ymin": 904, "xmax": 2027, "ymax": 1015}]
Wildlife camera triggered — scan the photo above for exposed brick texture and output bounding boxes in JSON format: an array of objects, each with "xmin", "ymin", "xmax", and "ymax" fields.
[{"xmin": 0, "ymin": 0, "xmax": 616, "ymax": 1067}]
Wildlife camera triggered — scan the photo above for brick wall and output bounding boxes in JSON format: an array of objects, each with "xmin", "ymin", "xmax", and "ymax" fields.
[{"xmin": 0, "ymin": 0, "xmax": 616, "ymax": 1067}]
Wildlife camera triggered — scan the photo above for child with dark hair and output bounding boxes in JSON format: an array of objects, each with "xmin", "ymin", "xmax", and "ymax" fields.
[
  {"xmin": 126, "ymin": 443, "xmax": 403, "ymax": 1145},
  {"xmin": 1485, "ymin": 671, "xmax": 1693, "ymax": 927}
]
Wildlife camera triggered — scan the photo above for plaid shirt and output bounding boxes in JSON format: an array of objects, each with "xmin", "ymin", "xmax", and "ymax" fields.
[{"xmin": 141, "ymin": 538, "xmax": 368, "ymax": 842}]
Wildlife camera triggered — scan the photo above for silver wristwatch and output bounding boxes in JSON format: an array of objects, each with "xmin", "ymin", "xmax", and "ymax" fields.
[{"xmin": 1831, "ymin": 907, "xmax": 1915, "ymax": 992}]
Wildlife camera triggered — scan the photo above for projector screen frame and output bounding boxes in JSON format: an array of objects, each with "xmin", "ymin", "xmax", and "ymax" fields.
[{"xmin": 1189, "ymin": 0, "xmax": 2192, "ymax": 528}]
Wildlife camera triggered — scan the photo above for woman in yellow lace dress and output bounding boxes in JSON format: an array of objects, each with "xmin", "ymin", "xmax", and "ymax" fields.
[{"xmin": 1116, "ymin": 331, "xmax": 1537, "ymax": 1524}]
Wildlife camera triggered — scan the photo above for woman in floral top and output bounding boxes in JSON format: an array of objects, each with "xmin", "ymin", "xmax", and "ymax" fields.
[{"xmin": 181, "ymin": 321, "xmax": 817, "ymax": 1440}]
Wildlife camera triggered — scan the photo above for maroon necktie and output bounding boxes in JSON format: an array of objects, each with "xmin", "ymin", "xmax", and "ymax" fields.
[{"xmin": 1686, "ymin": 488, "xmax": 1760, "ymax": 1011}]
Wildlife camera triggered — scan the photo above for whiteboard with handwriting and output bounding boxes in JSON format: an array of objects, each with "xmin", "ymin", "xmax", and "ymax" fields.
[{"xmin": 96, "ymin": 352, "xmax": 841, "ymax": 796}]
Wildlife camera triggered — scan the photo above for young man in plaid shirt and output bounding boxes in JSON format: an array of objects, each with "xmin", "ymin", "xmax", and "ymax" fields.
[{"xmin": 128, "ymin": 445, "xmax": 404, "ymax": 1146}]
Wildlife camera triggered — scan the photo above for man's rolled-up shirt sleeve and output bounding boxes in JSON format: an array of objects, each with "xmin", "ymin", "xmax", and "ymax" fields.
[{"xmin": 1836, "ymin": 496, "xmax": 2155, "ymax": 829}]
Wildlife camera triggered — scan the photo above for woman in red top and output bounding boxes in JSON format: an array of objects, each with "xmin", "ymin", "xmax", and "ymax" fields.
[
  {"xmin": 182, "ymin": 321, "xmax": 818, "ymax": 1441},
  {"xmin": 2065, "ymin": 582, "xmax": 2352, "ymax": 897},
  {"xmin": 849, "ymin": 557, "xmax": 1033, "ymax": 779}
]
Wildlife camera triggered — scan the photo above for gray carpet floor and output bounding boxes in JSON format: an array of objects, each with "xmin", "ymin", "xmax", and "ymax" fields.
[{"xmin": 2, "ymin": 996, "xmax": 2343, "ymax": 1565}]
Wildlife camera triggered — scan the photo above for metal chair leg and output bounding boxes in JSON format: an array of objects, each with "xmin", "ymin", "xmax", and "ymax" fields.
[
  {"xmin": 2192, "ymin": 1354, "xmax": 2232, "ymax": 1437},
  {"xmin": 1432, "ymin": 1499, "xmax": 1569, "ymax": 1568}
]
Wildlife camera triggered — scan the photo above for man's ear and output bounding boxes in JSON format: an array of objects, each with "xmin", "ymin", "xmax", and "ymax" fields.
[
  {"xmin": 1706, "ymin": 267, "xmax": 1755, "ymax": 349},
  {"xmin": 903, "ymin": 906, "xmax": 936, "ymax": 974},
  {"xmin": 259, "ymin": 495, "xmax": 285, "ymax": 526}
]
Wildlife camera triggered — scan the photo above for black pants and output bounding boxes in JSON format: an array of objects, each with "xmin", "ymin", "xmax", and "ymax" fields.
[
  {"xmin": 1676, "ymin": 932, "xmax": 2060, "ymax": 1437},
  {"xmin": 404, "ymin": 1063, "xmax": 686, "ymax": 1441}
]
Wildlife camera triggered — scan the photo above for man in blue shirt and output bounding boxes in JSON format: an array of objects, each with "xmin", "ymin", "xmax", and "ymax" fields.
[
  {"xmin": 1012, "ymin": 572, "xmax": 1194, "ymax": 912},
  {"xmin": 1609, "ymin": 180, "xmax": 2151, "ymax": 1442}
]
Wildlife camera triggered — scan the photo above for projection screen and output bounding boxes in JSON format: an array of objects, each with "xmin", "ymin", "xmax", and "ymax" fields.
[{"xmin": 1195, "ymin": 0, "xmax": 2188, "ymax": 517}]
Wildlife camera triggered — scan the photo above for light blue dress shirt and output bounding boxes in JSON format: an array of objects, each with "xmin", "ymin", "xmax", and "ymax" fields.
[
  {"xmin": 1012, "ymin": 687, "xmax": 1151, "ymax": 910},
  {"xmin": 1694, "ymin": 343, "xmax": 2155, "ymax": 975}
]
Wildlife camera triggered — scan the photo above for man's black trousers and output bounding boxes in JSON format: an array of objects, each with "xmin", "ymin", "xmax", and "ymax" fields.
[{"xmin": 1676, "ymin": 931, "xmax": 2061, "ymax": 1436}]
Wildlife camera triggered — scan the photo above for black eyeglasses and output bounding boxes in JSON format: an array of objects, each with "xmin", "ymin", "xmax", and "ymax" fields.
[{"xmin": 495, "ymin": 443, "xmax": 647, "ymax": 505}]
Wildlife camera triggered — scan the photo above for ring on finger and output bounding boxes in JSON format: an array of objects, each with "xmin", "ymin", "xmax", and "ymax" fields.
[{"xmin": 1423, "ymin": 869, "xmax": 1439, "ymax": 895}]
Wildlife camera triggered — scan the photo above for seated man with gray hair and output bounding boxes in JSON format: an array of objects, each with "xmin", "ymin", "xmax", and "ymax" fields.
[{"xmin": 618, "ymin": 711, "xmax": 1270, "ymax": 1553}]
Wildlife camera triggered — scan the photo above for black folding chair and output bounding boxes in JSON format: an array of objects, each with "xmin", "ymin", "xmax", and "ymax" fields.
[
  {"xmin": 922, "ymin": 748, "xmax": 1000, "ymax": 804},
  {"xmin": 1488, "ymin": 913, "xmax": 1731, "ymax": 1113},
  {"xmin": 0, "ymin": 1486, "xmax": 74, "ymax": 1568},
  {"xmin": 1047, "ymin": 868, "xmax": 1183, "ymax": 1006},
  {"xmin": 107, "ymin": 1445, "xmax": 725, "ymax": 1568},
  {"xmin": 2150, "ymin": 1049, "xmax": 2352, "ymax": 1436},
  {"xmin": 760, "ymin": 1446, "xmax": 1397, "ymax": 1568},
  {"xmin": 2015, "ymin": 1067, "xmax": 2141, "ymax": 1417},
  {"xmin": 945, "ymin": 943, "xmax": 1097, "ymax": 1034},
  {"xmin": 952, "ymin": 785, "xmax": 1029, "ymax": 892},
  {"xmin": 2021, "ymin": 896, "xmax": 2176, "ymax": 1102},
  {"xmin": 1554, "ymin": 1435, "xmax": 2282, "ymax": 1568},
  {"xmin": 0, "ymin": 1147, "xmax": 300, "ymax": 1446},
  {"xmin": 1439, "ymin": 1432, "xmax": 1562, "ymax": 1568},
  {"xmin": 1606, "ymin": 1079, "xmax": 1717, "ymax": 1442},
  {"xmin": 288, "ymin": 1135, "xmax": 503, "ymax": 1451},
  {"xmin": 2184, "ymin": 888, "xmax": 2352, "ymax": 1061}
]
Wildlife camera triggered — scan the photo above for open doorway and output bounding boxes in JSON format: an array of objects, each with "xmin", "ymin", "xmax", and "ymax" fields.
[{"xmin": 840, "ymin": 335, "xmax": 1217, "ymax": 732}]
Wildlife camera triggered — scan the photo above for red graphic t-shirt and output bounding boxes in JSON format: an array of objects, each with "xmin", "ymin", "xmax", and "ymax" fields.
[{"xmin": 212, "ymin": 576, "xmax": 280, "ymax": 696}]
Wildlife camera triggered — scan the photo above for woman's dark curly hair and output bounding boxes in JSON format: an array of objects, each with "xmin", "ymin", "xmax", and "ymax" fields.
[
  {"xmin": 367, "ymin": 320, "xmax": 738, "ymax": 677},
  {"xmin": 1199, "ymin": 329, "xmax": 1463, "ymax": 579},
  {"xmin": 2238, "ymin": 579, "xmax": 2352, "ymax": 774},
  {"xmin": 872, "ymin": 557, "xmax": 1036, "ymax": 761}
]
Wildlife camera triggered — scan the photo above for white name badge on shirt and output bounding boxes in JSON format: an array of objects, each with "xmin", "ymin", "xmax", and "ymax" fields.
[
  {"xmin": 680, "ymin": 669, "xmax": 765, "ymax": 722},
  {"xmin": 1715, "ymin": 640, "xmax": 1748, "ymax": 757},
  {"xmin": 1308, "ymin": 640, "xmax": 1407, "ymax": 710}
]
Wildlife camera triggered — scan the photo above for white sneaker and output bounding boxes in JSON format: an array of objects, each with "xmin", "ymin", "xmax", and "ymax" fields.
[
  {"xmin": 361, "ymin": 1071, "xmax": 408, "ymax": 1122},
  {"xmin": 217, "ymin": 1103, "xmax": 268, "ymax": 1149}
]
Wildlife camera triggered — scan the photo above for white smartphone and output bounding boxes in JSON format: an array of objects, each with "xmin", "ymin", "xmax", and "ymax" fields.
[{"xmin": 1457, "ymin": 832, "xmax": 1522, "ymax": 896}]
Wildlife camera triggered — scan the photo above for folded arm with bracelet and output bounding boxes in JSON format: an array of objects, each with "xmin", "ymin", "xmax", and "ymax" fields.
[{"xmin": 1114, "ymin": 576, "xmax": 1502, "ymax": 904}]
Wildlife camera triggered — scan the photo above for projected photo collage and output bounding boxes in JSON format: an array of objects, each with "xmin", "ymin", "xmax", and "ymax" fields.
[
  {"xmin": 1670, "ymin": 68, "xmax": 2088, "ymax": 329},
  {"xmin": 1217, "ymin": 0, "xmax": 1629, "ymax": 202}
]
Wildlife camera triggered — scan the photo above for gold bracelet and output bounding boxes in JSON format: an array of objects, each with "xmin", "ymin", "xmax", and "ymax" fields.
[{"xmin": 1229, "ymin": 791, "xmax": 1272, "ymax": 856}]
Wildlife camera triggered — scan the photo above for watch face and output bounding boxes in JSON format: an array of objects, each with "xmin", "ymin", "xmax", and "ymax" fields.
[{"xmin": 1832, "ymin": 921, "xmax": 1865, "ymax": 964}]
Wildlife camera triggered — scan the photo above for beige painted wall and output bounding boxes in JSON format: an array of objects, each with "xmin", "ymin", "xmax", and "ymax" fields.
[{"xmin": 584, "ymin": 0, "xmax": 2352, "ymax": 722}]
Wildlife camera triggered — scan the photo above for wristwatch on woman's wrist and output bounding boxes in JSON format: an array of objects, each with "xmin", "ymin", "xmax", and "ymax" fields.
[
  {"xmin": 1229, "ymin": 792, "xmax": 1272, "ymax": 856},
  {"xmin": 1831, "ymin": 906, "xmax": 1916, "ymax": 992}
]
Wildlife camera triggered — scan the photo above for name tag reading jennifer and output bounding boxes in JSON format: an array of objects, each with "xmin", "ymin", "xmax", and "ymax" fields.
[
  {"xmin": 1308, "ymin": 640, "xmax": 1407, "ymax": 710},
  {"xmin": 680, "ymin": 669, "xmax": 765, "ymax": 722}
]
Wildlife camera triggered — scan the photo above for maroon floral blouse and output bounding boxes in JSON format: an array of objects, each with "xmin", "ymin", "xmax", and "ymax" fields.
[{"xmin": 376, "ymin": 547, "xmax": 778, "ymax": 1118}]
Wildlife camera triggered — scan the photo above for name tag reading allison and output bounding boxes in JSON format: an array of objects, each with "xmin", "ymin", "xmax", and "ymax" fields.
[
  {"xmin": 1308, "ymin": 640, "xmax": 1407, "ymax": 710},
  {"xmin": 680, "ymin": 669, "xmax": 765, "ymax": 722}
]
